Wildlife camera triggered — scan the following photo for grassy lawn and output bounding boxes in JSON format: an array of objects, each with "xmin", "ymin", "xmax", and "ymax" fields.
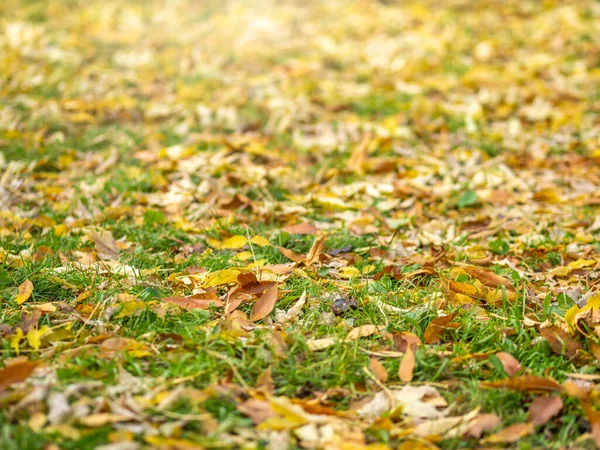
[{"xmin": 1, "ymin": 0, "xmax": 600, "ymax": 448}]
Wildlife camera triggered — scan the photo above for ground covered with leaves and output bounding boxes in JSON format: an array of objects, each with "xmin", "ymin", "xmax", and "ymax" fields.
[{"xmin": 1, "ymin": 0, "xmax": 600, "ymax": 448}]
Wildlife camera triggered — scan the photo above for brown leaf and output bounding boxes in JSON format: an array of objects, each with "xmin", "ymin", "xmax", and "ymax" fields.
[
  {"xmin": 528, "ymin": 395, "xmax": 563, "ymax": 426},
  {"xmin": 495, "ymin": 352, "xmax": 522, "ymax": 376},
  {"xmin": 424, "ymin": 313, "xmax": 458, "ymax": 344},
  {"xmin": 238, "ymin": 272, "xmax": 258, "ymax": 287},
  {"xmin": 282, "ymin": 223, "xmax": 318, "ymax": 235},
  {"xmin": 582, "ymin": 402, "xmax": 600, "ymax": 448},
  {"xmin": 393, "ymin": 332, "xmax": 422, "ymax": 352},
  {"xmin": 304, "ymin": 234, "xmax": 326, "ymax": 266},
  {"xmin": 276, "ymin": 246, "xmax": 305, "ymax": 263},
  {"xmin": 256, "ymin": 366, "xmax": 275, "ymax": 394},
  {"xmin": 0, "ymin": 359, "xmax": 41, "ymax": 390},
  {"xmin": 238, "ymin": 399, "xmax": 276, "ymax": 424},
  {"xmin": 461, "ymin": 265, "xmax": 515, "ymax": 291},
  {"xmin": 481, "ymin": 375, "xmax": 563, "ymax": 393},
  {"xmin": 161, "ymin": 295, "xmax": 224, "ymax": 310},
  {"xmin": 369, "ymin": 357, "xmax": 388, "ymax": 383},
  {"xmin": 250, "ymin": 284, "xmax": 279, "ymax": 322},
  {"xmin": 539, "ymin": 325, "xmax": 582, "ymax": 359},
  {"xmin": 466, "ymin": 413, "xmax": 501, "ymax": 438},
  {"xmin": 89, "ymin": 230, "xmax": 119, "ymax": 259},
  {"xmin": 485, "ymin": 422, "xmax": 534, "ymax": 443},
  {"xmin": 399, "ymin": 345, "xmax": 416, "ymax": 382}
]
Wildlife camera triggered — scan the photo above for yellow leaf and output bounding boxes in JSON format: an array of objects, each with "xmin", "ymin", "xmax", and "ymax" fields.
[
  {"xmin": 27, "ymin": 326, "xmax": 50, "ymax": 351},
  {"xmin": 208, "ymin": 235, "xmax": 248, "ymax": 250},
  {"xmin": 114, "ymin": 300, "xmax": 146, "ymax": 319},
  {"xmin": 565, "ymin": 293, "xmax": 600, "ymax": 328},
  {"xmin": 222, "ymin": 235, "xmax": 248, "ymax": 249},
  {"xmin": 339, "ymin": 267, "xmax": 361, "ymax": 279},
  {"xmin": 54, "ymin": 224, "xmax": 68, "ymax": 236},
  {"xmin": 567, "ymin": 259, "xmax": 596, "ymax": 269},
  {"xmin": 11, "ymin": 328, "xmax": 24, "ymax": 355},
  {"xmin": 203, "ymin": 269, "xmax": 243, "ymax": 287},
  {"xmin": 15, "ymin": 279, "xmax": 34, "ymax": 305},
  {"xmin": 250, "ymin": 235, "xmax": 271, "ymax": 247},
  {"xmin": 234, "ymin": 251, "xmax": 253, "ymax": 261}
]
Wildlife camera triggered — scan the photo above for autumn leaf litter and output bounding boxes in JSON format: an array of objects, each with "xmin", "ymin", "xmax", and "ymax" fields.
[{"xmin": 1, "ymin": 0, "xmax": 600, "ymax": 448}]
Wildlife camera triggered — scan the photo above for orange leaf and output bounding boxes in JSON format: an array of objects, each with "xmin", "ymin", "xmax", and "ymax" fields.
[
  {"xmin": 481, "ymin": 375, "xmax": 562, "ymax": 393},
  {"xmin": 399, "ymin": 345, "xmax": 415, "ymax": 382},
  {"xmin": 282, "ymin": 223, "xmax": 318, "ymax": 235},
  {"xmin": 369, "ymin": 357, "xmax": 388, "ymax": 383},
  {"xmin": 424, "ymin": 313, "xmax": 458, "ymax": 344},
  {"xmin": 304, "ymin": 234, "xmax": 326, "ymax": 266},
  {"xmin": 161, "ymin": 295, "xmax": 223, "ymax": 310},
  {"xmin": 461, "ymin": 265, "xmax": 515, "ymax": 291},
  {"xmin": 485, "ymin": 422, "xmax": 534, "ymax": 443},
  {"xmin": 0, "ymin": 359, "xmax": 41, "ymax": 390},
  {"xmin": 276, "ymin": 246, "xmax": 304, "ymax": 263},
  {"xmin": 250, "ymin": 284, "xmax": 279, "ymax": 322}
]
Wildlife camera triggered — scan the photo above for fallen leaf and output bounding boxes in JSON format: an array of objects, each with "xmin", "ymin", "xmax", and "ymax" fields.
[
  {"xmin": 539, "ymin": 325, "xmax": 582, "ymax": 359},
  {"xmin": 424, "ymin": 313, "xmax": 458, "ymax": 344},
  {"xmin": 238, "ymin": 398, "xmax": 277, "ymax": 424},
  {"xmin": 527, "ymin": 395, "xmax": 563, "ymax": 425},
  {"xmin": 466, "ymin": 413, "xmax": 501, "ymax": 438},
  {"xmin": 306, "ymin": 337, "xmax": 336, "ymax": 351},
  {"xmin": 278, "ymin": 290, "xmax": 307, "ymax": 323},
  {"xmin": 15, "ymin": 279, "xmax": 34, "ymax": 305},
  {"xmin": 0, "ymin": 359, "xmax": 41, "ymax": 390},
  {"xmin": 582, "ymin": 402, "xmax": 600, "ymax": 448},
  {"xmin": 250, "ymin": 284, "xmax": 279, "ymax": 321},
  {"xmin": 485, "ymin": 422, "xmax": 534, "ymax": 443},
  {"xmin": 357, "ymin": 385, "xmax": 447, "ymax": 419},
  {"xmin": 398, "ymin": 345, "xmax": 415, "ymax": 382},
  {"xmin": 250, "ymin": 235, "xmax": 271, "ymax": 247},
  {"xmin": 257, "ymin": 366, "xmax": 275, "ymax": 394},
  {"xmin": 412, "ymin": 408, "xmax": 480, "ymax": 438},
  {"xmin": 369, "ymin": 357, "xmax": 388, "ymax": 383},
  {"xmin": 460, "ymin": 265, "xmax": 515, "ymax": 291},
  {"xmin": 481, "ymin": 375, "xmax": 562, "ymax": 393},
  {"xmin": 89, "ymin": 230, "xmax": 119, "ymax": 259},
  {"xmin": 161, "ymin": 295, "xmax": 223, "ymax": 310},
  {"xmin": 346, "ymin": 324, "xmax": 383, "ymax": 341},
  {"xmin": 277, "ymin": 246, "xmax": 305, "ymax": 262},
  {"xmin": 495, "ymin": 352, "xmax": 522, "ymax": 376},
  {"xmin": 282, "ymin": 223, "xmax": 318, "ymax": 235},
  {"xmin": 304, "ymin": 234, "xmax": 326, "ymax": 266},
  {"xmin": 207, "ymin": 235, "xmax": 247, "ymax": 250}
]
